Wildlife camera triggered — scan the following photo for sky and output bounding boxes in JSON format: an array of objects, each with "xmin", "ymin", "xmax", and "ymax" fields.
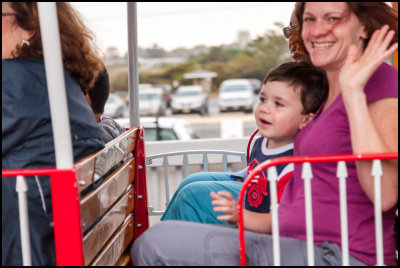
[{"xmin": 71, "ymin": 2, "xmax": 295, "ymax": 56}]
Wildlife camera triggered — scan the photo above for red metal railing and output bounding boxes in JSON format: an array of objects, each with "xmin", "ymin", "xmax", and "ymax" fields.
[
  {"xmin": 246, "ymin": 129, "xmax": 259, "ymax": 165},
  {"xmin": 237, "ymin": 152, "xmax": 398, "ymax": 266},
  {"xmin": 2, "ymin": 168, "xmax": 84, "ymax": 265}
]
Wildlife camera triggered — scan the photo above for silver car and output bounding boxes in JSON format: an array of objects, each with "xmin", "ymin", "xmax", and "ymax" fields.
[
  {"xmin": 171, "ymin": 85, "xmax": 208, "ymax": 115},
  {"xmin": 139, "ymin": 88, "xmax": 166, "ymax": 116}
]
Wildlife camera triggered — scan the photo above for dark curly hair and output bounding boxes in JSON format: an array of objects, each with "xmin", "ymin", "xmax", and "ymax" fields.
[{"xmin": 9, "ymin": 2, "xmax": 104, "ymax": 93}]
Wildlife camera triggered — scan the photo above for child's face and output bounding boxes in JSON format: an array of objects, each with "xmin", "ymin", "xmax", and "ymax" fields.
[{"xmin": 255, "ymin": 81, "xmax": 311, "ymax": 148}]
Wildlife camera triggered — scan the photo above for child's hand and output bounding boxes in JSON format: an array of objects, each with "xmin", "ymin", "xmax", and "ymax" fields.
[
  {"xmin": 210, "ymin": 191, "xmax": 238, "ymax": 225},
  {"xmin": 339, "ymin": 25, "xmax": 398, "ymax": 95}
]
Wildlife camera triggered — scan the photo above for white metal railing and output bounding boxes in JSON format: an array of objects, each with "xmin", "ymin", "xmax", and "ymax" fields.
[
  {"xmin": 146, "ymin": 150, "xmax": 246, "ymax": 216},
  {"xmin": 238, "ymin": 152, "xmax": 398, "ymax": 266}
]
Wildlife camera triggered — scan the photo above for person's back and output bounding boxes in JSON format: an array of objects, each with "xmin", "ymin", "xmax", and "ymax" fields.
[
  {"xmin": 2, "ymin": 2, "xmax": 104, "ymax": 265},
  {"xmin": 2, "ymin": 58, "xmax": 104, "ymax": 168},
  {"xmin": 2, "ymin": 58, "xmax": 104, "ymax": 266}
]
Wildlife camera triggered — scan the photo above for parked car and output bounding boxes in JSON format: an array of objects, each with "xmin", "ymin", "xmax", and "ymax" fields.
[
  {"xmin": 218, "ymin": 79, "xmax": 256, "ymax": 113},
  {"xmin": 115, "ymin": 117, "xmax": 199, "ymax": 141},
  {"xmin": 171, "ymin": 85, "xmax": 208, "ymax": 115},
  {"xmin": 103, "ymin": 93, "xmax": 128, "ymax": 118},
  {"xmin": 139, "ymin": 88, "xmax": 166, "ymax": 116}
]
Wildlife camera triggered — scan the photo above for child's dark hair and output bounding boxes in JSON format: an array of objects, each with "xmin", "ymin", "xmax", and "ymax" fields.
[
  {"xmin": 88, "ymin": 68, "xmax": 109, "ymax": 114},
  {"xmin": 263, "ymin": 61, "xmax": 328, "ymax": 114}
]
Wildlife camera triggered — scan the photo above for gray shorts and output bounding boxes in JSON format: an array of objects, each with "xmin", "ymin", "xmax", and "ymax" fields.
[{"xmin": 131, "ymin": 221, "xmax": 366, "ymax": 266}]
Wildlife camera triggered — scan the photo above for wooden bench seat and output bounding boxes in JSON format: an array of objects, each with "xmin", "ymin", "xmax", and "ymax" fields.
[{"xmin": 72, "ymin": 127, "xmax": 148, "ymax": 266}]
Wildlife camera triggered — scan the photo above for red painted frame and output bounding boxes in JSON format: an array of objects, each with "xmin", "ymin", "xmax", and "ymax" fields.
[
  {"xmin": 134, "ymin": 126, "xmax": 149, "ymax": 238},
  {"xmin": 2, "ymin": 168, "xmax": 84, "ymax": 265},
  {"xmin": 237, "ymin": 152, "xmax": 398, "ymax": 266}
]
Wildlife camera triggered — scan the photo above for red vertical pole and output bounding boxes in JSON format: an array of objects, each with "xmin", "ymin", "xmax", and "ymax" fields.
[
  {"xmin": 50, "ymin": 169, "xmax": 84, "ymax": 265},
  {"xmin": 134, "ymin": 127, "xmax": 149, "ymax": 238}
]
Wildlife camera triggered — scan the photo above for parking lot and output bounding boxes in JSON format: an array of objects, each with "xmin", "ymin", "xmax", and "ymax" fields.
[{"xmin": 115, "ymin": 95, "xmax": 258, "ymax": 139}]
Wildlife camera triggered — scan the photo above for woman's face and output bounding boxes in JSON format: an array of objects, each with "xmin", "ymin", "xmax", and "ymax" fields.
[{"xmin": 301, "ymin": 2, "xmax": 367, "ymax": 71}]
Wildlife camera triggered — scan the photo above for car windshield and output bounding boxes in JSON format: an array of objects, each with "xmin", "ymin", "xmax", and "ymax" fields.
[
  {"xmin": 175, "ymin": 90, "xmax": 201, "ymax": 97},
  {"xmin": 145, "ymin": 128, "xmax": 178, "ymax": 141},
  {"xmin": 106, "ymin": 98, "xmax": 115, "ymax": 104},
  {"xmin": 139, "ymin": 93, "xmax": 161, "ymax": 100},
  {"xmin": 221, "ymin": 85, "xmax": 250, "ymax": 92}
]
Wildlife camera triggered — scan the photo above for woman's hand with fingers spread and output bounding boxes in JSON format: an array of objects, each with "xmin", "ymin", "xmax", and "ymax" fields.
[
  {"xmin": 339, "ymin": 25, "xmax": 398, "ymax": 96},
  {"xmin": 210, "ymin": 191, "xmax": 238, "ymax": 225}
]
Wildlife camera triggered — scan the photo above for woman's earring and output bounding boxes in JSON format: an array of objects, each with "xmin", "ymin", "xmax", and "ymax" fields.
[{"xmin": 21, "ymin": 39, "xmax": 30, "ymax": 47}]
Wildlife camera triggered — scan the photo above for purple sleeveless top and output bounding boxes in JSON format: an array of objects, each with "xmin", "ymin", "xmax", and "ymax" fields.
[{"xmin": 278, "ymin": 63, "xmax": 398, "ymax": 265}]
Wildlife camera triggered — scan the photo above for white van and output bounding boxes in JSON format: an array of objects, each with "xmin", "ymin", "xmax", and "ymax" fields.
[{"xmin": 218, "ymin": 79, "xmax": 256, "ymax": 113}]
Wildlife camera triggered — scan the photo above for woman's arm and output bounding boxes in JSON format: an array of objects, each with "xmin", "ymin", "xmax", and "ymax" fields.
[{"xmin": 340, "ymin": 25, "xmax": 398, "ymax": 211}]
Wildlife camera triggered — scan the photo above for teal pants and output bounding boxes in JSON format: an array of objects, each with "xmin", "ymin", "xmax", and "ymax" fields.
[{"xmin": 161, "ymin": 172, "xmax": 242, "ymax": 225}]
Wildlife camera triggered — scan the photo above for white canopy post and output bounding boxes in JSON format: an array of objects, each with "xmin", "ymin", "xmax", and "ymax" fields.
[
  {"xmin": 16, "ymin": 176, "xmax": 32, "ymax": 266},
  {"xmin": 336, "ymin": 161, "xmax": 349, "ymax": 266},
  {"xmin": 372, "ymin": 160, "xmax": 384, "ymax": 266},
  {"xmin": 267, "ymin": 166, "xmax": 280, "ymax": 266},
  {"xmin": 302, "ymin": 162, "xmax": 314, "ymax": 266},
  {"xmin": 37, "ymin": 2, "xmax": 73, "ymax": 169},
  {"xmin": 127, "ymin": 2, "xmax": 140, "ymax": 127}
]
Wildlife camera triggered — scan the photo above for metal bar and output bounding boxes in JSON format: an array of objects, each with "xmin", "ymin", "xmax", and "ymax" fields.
[
  {"xmin": 302, "ymin": 162, "xmax": 314, "ymax": 266},
  {"xmin": 37, "ymin": 2, "xmax": 73, "ymax": 169},
  {"xmin": 183, "ymin": 154, "xmax": 189, "ymax": 178},
  {"xmin": 222, "ymin": 153, "xmax": 228, "ymax": 172},
  {"xmin": 337, "ymin": 161, "xmax": 349, "ymax": 266},
  {"xmin": 16, "ymin": 176, "xmax": 32, "ymax": 266},
  {"xmin": 203, "ymin": 153, "xmax": 209, "ymax": 172},
  {"xmin": 372, "ymin": 160, "xmax": 384, "ymax": 265},
  {"xmin": 163, "ymin": 156, "xmax": 171, "ymax": 206},
  {"xmin": 147, "ymin": 150, "xmax": 245, "ymax": 160},
  {"xmin": 50, "ymin": 170, "xmax": 84, "ymax": 265},
  {"xmin": 267, "ymin": 167, "xmax": 280, "ymax": 266},
  {"xmin": 127, "ymin": 3, "xmax": 140, "ymax": 127},
  {"xmin": 134, "ymin": 127, "xmax": 149, "ymax": 238}
]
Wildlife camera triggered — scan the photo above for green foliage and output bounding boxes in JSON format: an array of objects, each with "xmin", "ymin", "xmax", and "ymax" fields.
[
  {"xmin": 110, "ymin": 26, "xmax": 292, "ymax": 91},
  {"xmin": 110, "ymin": 71, "xmax": 128, "ymax": 92}
]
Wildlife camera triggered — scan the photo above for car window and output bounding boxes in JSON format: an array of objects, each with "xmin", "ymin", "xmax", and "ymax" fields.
[
  {"xmin": 145, "ymin": 128, "xmax": 178, "ymax": 141},
  {"xmin": 139, "ymin": 93, "xmax": 161, "ymax": 100},
  {"xmin": 220, "ymin": 85, "xmax": 250, "ymax": 92},
  {"xmin": 175, "ymin": 90, "xmax": 201, "ymax": 97}
]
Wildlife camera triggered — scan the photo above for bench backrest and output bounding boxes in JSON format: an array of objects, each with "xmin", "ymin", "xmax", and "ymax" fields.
[{"xmin": 71, "ymin": 126, "xmax": 148, "ymax": 266}]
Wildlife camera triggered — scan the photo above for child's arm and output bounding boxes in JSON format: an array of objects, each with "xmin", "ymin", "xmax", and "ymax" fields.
[{"xmin": 211, "ymin": 191, "xmax": 272, "ymax": 234}]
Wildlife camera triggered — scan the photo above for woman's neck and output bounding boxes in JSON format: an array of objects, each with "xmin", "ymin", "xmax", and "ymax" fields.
[{"xmin": 322, "ymin": 70, "xmax": 342, "ymax": 112}]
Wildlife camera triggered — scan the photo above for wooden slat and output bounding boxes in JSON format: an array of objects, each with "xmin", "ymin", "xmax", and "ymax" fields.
[
  {"xmin": 80, "ymin": 158, "xmax": 135, "ymax": 233},
  {"xmin": 75, "ymin": 128, "xmax": 137, "ymax": 192},
  {"xmin": 90, "ymin": 214, "xmax": 135, "ymax": 266},
  {"xmin": 83, "ymin": 187, "xmax": 135, "ymax": 265},
  {"xmin": 115, "ymin": 252, "xmax": 132, "ymax": 266}
]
